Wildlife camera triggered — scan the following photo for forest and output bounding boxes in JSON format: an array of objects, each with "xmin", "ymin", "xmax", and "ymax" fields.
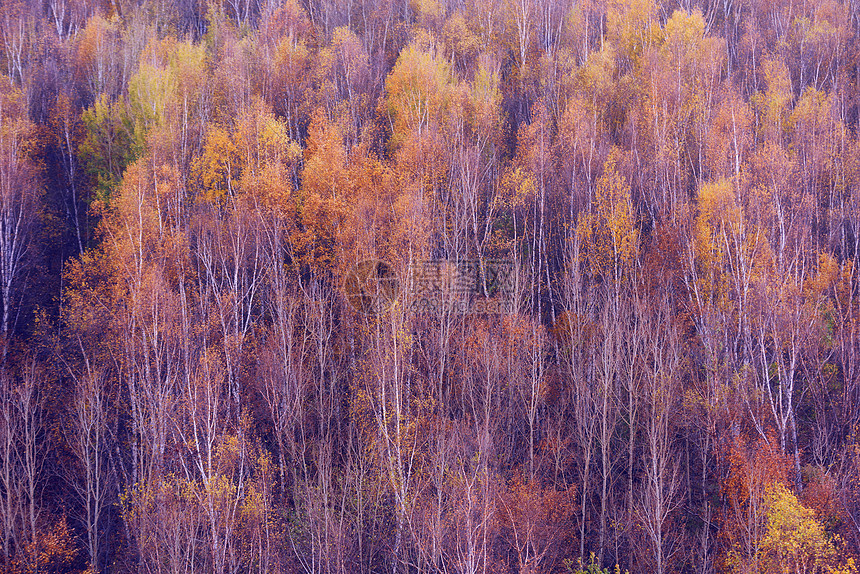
[{"xmin": 0, "ymin": 0, "xmax": 860, "ymax": 572}]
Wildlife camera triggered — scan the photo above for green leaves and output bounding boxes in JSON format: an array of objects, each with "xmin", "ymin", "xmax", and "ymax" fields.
[
  {"xmin": 128, "ymin": 63, "xmax": 176, "ymax": 134},
  {"xmin": 79, "ymin": 94, "xmax": 137, "ymax": 204}
]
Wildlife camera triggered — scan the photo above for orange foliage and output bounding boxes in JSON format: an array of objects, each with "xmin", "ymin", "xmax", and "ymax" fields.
[
  {"xmin": 499, "ymin": 469, "xmax": 577, "ymax": 573},
  {"xmin": 717, "ymin": 434, "xmax": 791, "ymax": 573},
  {"xmin": 12, "ymin": 515, "xmax": 79, "ymax": 574}
]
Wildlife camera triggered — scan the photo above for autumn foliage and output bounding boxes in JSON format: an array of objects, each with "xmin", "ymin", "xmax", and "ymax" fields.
[{"xmin": 0, "ymin": 0, "xmax": 859, "ymax": 573}]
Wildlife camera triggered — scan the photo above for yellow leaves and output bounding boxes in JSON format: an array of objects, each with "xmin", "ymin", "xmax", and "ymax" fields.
[
  {"xmin": 302, "ymin": 110, "xmax": 348, "ymax": 200},
  {"xmin": 216, "ymin": 433, "xmax": 242, "ymax": 473},
  {"xmin": 759, "ymin": 483, "xmax": 856, "ymax": 574},
  {"xmin": 596, "ymin": 156, "xmax": 637, "ymax": 261},
  {"xmin": 261, "ymin": 118, "xmax": 302, "ymax": 177},
  {"xmin": 442, "ymin": 12, "xmax": 481, "ymax": 69},
  {"xmin": 75, "ymin": 13, "xmax": 120, "ymax": 89},
  {"xmin": 62, "ymin": 247, "xmax": 121, "ymax": 343},
  {"xmin": 577, "ymin": 46, "xmax": 618, "ymax": 105},
  {"xmin": 659, "ymin": 8, "xmax": 726, "ymax": 86},
  {"xmin": 795, "ymin": 252, "xmax": 840, "ymax": 348},
  {"xmin": 0, "ymin": 74, "xmax": 27, "ymax": 125},
  {"xmin": 663, "ymin": 9, "xmax": 705, "ymax": 50},
  {"xmin": 127, "ymin": 38, "xmax": 205, "ymax": 142},
  {"xmin": 113, "ymin": 160, "xmax": 159, "ymax": 248},
  {"xmin": 796, "ymin": 10, "xmax": 843, "ymax": 48},
  {"xmin": 696, "ymin": 179, "xmax": 742, "ymax": 249},
  {"xmin": 605, "ymin": 0, "xmax": 660, "ymax": 67},
  {"xmin": 661, "ymin": 8, "xmax": 724, "ymax": 67},
  {"xmin": 762, "ymin": 58, "xmax": 793, "ymax": 108},
  {"xmin": 705, "ymin": 90, "xmax": 753, "ymax": 179},
  {"xmin": 240, "ymin": 483, "xmax": 267, "ymax": 524},
  {"xmin": 169, "ymin": 40, "xmax": 208, "ymax": 95},
  {"xmin": 261, "ymin": 116, "xmax": 295, "ymax": 156},
  {"xmin": 138, "ymin": 35, "xmax": 178, "ymax": 69},
  {"xmin": 834, "ymin": 260, "xmax": 856, "ymax": 310},
  {"xmin": 692, "ymin": 179, "xmax": 768, "ymax": 307},
  {"xmin": 790, "ymin": 87, "xmax": 830, "ymax": 128},
  {"xmin": 577, "ymin": 149, "xmax": 638, "ymax": 281},
  {"xmin": 573, "ymin": 45, "xmax": 632, "ymax": 147},
  {"xmin": 696, "ymin": 179, "xmax": 760, "ymax": 267},
  {"xmin": 789, "ymin": 2, "xmax": 849, "ymax": 72},
  {"xmin": 468, "ymin": 55, "xmax": 502, "ymax": 135},
  {"xmin": 557, "ymin": 95, "xmax": 590, "ymax": 153},
  {"xmin": 235, "ymin": 101, "xmax": 301, "ymax": 178},
  {"xmin": 294, "ymin": 111, "xmax": 350, "ymax": 273},
  {"xmin": 752, "ymin": 58, "xmax": 793, "ymax": 144},
  {"xmin": 331, "ymin": 26, "xmax": 369, "ymax": 85},
  {"xmin": 193, "ymin": 99, "xmax": 299, "ymax": 205},
  {"xmin": 274, "ymin": 32, "xmax": 311, "ymax": 70},
  {"xmin": 120, "ymin": 476, "xmax": 195, "ymax": 528},
  {"xmin": 832, "ymin": 559, "xmax": 860, "ymax": 574},
  {"xmin": 128, "ymin": 62, "xmax": 176, "ymax": 133},
  {"xmin": 197, "ymin": 126, "xmax": 240, "ymax": 201},
  {"xmin": 0, "ymin": 73, "xmax": 37, "ymax": 191},
  {"xmin": 500, "ymin": 166, "xmax": 536, "ymax": 211},
  {"xmin": 80, "ymin": 93, "xmax": 138, "ymax": 200},
  {"xmin": 384, "ymin": 40, "xmax": 459, "ymax": 147},
  {"xmin": 490, "ymin": 166, "xmax": 536, "ymax": 251},
  {"xmin": 789, "ymin": 87, "xmax": 834, "ymax": 156},
  {"xmin": 804, "ymin": 252, "xmax": 838, "ymax": 300},
  {"xmin": 412, "ymin": 0, "xmax": 443, "ymax": 25}
]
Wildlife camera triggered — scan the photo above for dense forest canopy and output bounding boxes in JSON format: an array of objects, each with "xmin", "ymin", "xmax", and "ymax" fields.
[{"xmin": 1, "ymin": 0, "xmax": 860, "ymax": 572}]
